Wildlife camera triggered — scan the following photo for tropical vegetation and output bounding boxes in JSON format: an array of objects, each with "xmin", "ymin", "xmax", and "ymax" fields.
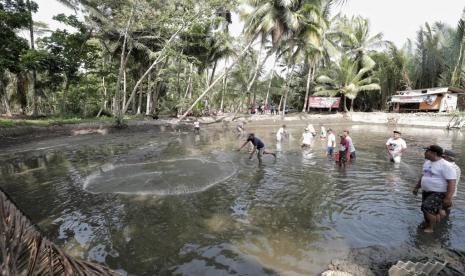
[{"xmin": 1, "ymin": 0, "xmax": 464, "ymax": 124}]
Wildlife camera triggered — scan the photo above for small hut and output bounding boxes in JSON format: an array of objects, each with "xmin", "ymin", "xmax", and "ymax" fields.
[{"xmin": 389, "ymin": 87, "xmax": 465, "ymax": 113}]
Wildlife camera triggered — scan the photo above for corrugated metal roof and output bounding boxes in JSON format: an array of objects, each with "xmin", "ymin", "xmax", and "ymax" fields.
[{"xmin": 395, "ymin": 86, "xmax": 465, "ymax": 97}]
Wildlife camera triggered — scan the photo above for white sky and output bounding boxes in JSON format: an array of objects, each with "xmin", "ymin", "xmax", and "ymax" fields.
[
  {"xmin": 338, "ymin": 0, "xmax": 464, "ymax": 47},
  {"xmin": 34, "ymin": 0, "xmax": 464, "ymax": 47}
]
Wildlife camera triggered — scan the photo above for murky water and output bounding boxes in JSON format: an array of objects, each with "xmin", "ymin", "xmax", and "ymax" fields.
[{"xmin": 0, "ymin": 123, "xmax": 464, "ymax": 275}]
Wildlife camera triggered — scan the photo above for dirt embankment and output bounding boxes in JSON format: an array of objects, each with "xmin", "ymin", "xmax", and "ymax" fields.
[{"xmin": 0, "ymin": 112, "xmax": 460, "ymax": 146}]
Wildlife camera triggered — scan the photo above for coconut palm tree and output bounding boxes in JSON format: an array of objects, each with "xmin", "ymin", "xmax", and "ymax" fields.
[
  {"xmin": 315, "ymin": 55, "xmax": 380, "ymax": 111},
  {"xmin": 335, "ymin": 15, "xmax": 385, "ymax": 70},
  {"xmin": 451, "ymin": 8, "xmax": 465, "ymax": 87}
]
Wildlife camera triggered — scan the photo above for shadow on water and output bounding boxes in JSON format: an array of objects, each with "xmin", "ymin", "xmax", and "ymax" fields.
[{"xmin": 0, "ymin": 124, "xmax": 464, "ymax": 275}]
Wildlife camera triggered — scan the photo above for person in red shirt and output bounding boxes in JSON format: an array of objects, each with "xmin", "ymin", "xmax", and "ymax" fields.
[{"xmin": 337, "ymin": 134, "xmax": 351, "ymax": 166}]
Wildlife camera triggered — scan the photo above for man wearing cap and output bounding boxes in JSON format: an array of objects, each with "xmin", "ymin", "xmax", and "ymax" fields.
[
  {"xmin": 412, "ymin": 145, "xmax": 456, "ymax": 233},
  {"xmin": 386, "ymin": 130, "xmax": 407, "ymax": 163}
]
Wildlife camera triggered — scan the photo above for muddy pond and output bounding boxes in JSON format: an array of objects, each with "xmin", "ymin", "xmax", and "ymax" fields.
[{"xmin": 0, "ymin": 123, "xmax": 464, "ymax": 275}]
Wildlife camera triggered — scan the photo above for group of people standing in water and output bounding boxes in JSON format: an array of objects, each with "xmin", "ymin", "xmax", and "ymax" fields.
[{"xmin": 193, "ymin": 119, "xmax": 461, "ymax": 234}]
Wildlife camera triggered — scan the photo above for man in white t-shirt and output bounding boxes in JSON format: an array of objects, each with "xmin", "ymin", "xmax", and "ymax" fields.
[
  {"xmin": 326, "ymin": 128, "xmax": 336, "ymax": 158},
  {"xmin": 412, "ymin": 145, "xmax": 456, "ymax": 233},
  {"xmin": 386, "ymin": 130, "xmax": 407, "ymax": 163},
  {"xmin": 276, "ymin": 124, "xmax": 287, "ymax": 142},
  {"xmin": 301, "ymin": 128, "xmax": 313, "ymax": 148},
  {"xmin": 443, "ymin": 149, "xmax": 461, "ymax": 198}
]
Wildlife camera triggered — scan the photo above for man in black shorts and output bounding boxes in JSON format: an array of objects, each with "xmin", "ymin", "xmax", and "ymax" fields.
[
  {"xmin": 237, "ymin": 133, "xmax": 276, "ymax": 164},
  {"xmin": 412, "ymin": 145, "xmax": 456, "ymax": 233}
]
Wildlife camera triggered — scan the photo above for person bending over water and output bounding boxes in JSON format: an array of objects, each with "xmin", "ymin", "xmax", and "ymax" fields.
[{"xmin": 238, "ymin": 133, "xmax": 276, "ymax": 164}]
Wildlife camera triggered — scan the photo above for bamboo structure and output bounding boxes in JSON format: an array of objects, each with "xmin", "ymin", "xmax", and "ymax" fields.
[{"xmin": 0, "ymin": 188, "xmax": 114, "ymax": 275}]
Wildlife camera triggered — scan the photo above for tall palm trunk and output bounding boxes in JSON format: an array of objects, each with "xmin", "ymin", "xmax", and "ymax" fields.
[
  {"xmin": 145, "ymin": 73, "xmax": 152, "ymax": 115},
  {"xmin": 209, "ymin": 60, "xmax": 218, "ymax": 86},
  {"xmin": 136, "ymin": 80, "xmax": 143, "ymax": 114},
  {"xmin": 27, "ymin": 0, "xmax": 37, "ymax": 116},
  {"xmin": 122, "ymin": 69, "xmax": 127, "ymax": 109},
  {"xmin": 220, "ymin": 58, "xmax": 229, "ymax": 112},
  {"xmin": 265, "ymin": 54, "xmax": 277, "ymax": 106},
  {"xmin": 451, "ymin": 9, "xmax": 465, "ymax": 86},
  {"xmin": 115, "ymin": 10, "xmax": 133, "ymax": 124},
  {"xmin": 302, "ymin": 60, "xmax": 316, "ymax": 112},
  {"xmin": 96, "ymin": 76, "xmax": 108, "ymax": 117},
  {"xmin": 281, "ymin": 63, "xmax": 296, "ymax": 117}
]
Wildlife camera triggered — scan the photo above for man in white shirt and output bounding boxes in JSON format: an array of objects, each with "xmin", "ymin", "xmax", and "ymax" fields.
[
  {"xmin": 443, "ymin": 149, "xmax": 461, "ymax": 197},
  {"xmin": 301, "ymin": 128, "xmax": 313, "ymax": 148},
  {"xmin": 326, "ymin": 128, "xmax": 336, "ymax": 158},
  {"xmin": 412, "ymin": 145, "xmax": 456, "ymax": 233},
  {"xmin": 386, "ymin": 130, "xmax": 407, "ymax": 163},
  {"xmin": 276, "ymin": 124, "xmax": 287, "ymax": 142},
  {"xmin": 343, "ymin": 130, "xmax": 356, "ymax": 160}
]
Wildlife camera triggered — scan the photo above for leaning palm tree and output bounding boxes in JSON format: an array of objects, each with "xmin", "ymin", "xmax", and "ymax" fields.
[{"xmin": 315, "ymin": 55, "xmax": 381, "ymax": 111}]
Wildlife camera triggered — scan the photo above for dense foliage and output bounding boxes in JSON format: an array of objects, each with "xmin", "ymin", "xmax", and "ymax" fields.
[{"xmin": 0, "ymin": 0, "xmax": 464, "ymax": 120}]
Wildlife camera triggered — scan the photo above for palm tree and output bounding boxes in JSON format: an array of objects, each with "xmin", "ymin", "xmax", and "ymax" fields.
[
  {"xmin": 451, "ymin": 8, "xmax": 465, "ymax": 87},
  {"xmin": 411, "ymin": 22, "xmax": 448, "ymax": 89},
  {"xmin": 315, "ymin": 55, "xmax": 380, "ymax": 111},
  {"xmin": 335, "ymin": 15, "xmax": 385, "ymax": 70}
]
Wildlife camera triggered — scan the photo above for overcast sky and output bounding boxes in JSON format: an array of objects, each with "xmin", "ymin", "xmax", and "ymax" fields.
[{"xmin": 34, "ymin": 0, "xmax": 464, "ymax": 47}]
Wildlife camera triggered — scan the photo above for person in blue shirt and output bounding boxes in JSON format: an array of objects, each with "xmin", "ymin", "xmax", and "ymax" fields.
[{"xmin": 237, "ymin": 133, "xmax": 276, "ymax": 164}]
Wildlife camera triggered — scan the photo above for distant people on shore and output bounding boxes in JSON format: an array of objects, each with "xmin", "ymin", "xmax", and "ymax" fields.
[
  {"xmin": 301, "ymin": 127, "xmax": 314, "ymax": 148},
  {"xmin": 238, "ymin": 133, "xmax": 276, "ymax": 164},
  {"xmin": 343, "ymin": 130, "xmax": 356, "ymax": 160},
  {"xmin": 320, "ymin": 126, "xmax": 326, "ymax": 140},
  {"xmin": 276, "ymin": 124, "xmax": 287, "ymax": 142},
  {"xmin": 326, "ymin": 128, "xmax": 336, "ymax": 158},
  {"xmin": 386, "ymin": 130, "xmax": 407, "ymax": 163},
  {"xmin": 412, "ymin": 145, "xmax": 456, "ymax": 233},
  {"xmin": 193, "ymin": 120, "xmax": 200, "ymax": 133},
  {"xmin": 270, "ymin": 104, "xmax": 276, "ymax": 115}
]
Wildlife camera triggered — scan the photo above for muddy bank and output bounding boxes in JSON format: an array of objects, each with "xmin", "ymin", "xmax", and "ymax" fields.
[
  {"xmin": 0, "ymin": 112, "xmax": 460, "ymax": 147},
  {"xmin": 326, "ymin": 244, "xmax": 465, "ymax": 275}
]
